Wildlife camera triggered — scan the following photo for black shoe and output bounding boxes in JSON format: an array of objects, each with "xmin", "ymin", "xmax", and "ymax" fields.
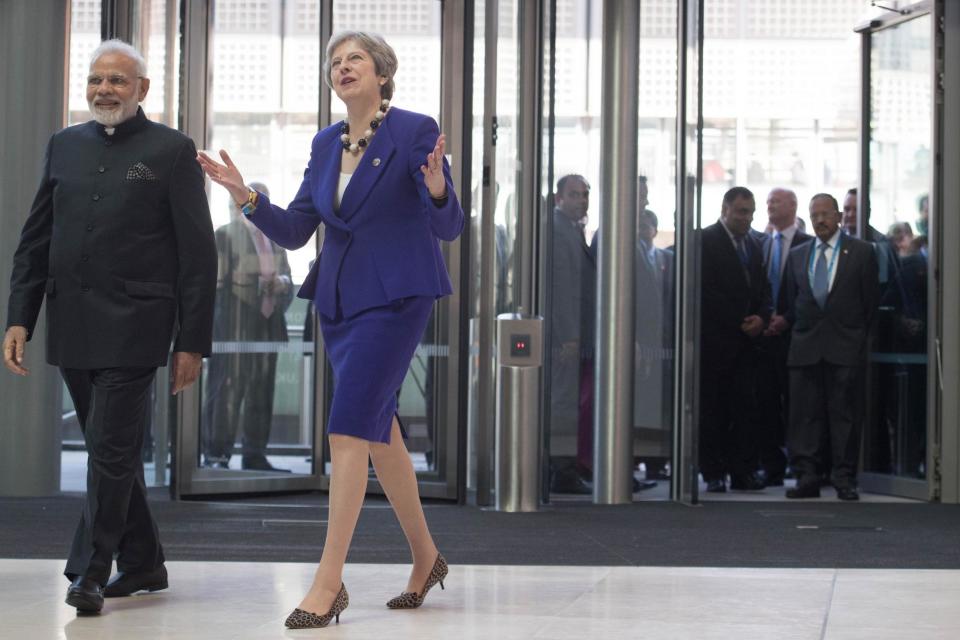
[
  {"xmin": 705, "ymin": 479, "xmax": 726, "ymax": 493},
  {"xmin": 786, "ymin": 483, "xmax": 821, "ymax": 499},
  {"xmin": 730, "ymin": 473, "xmax": 765, "ymax": 491},
  {"xmin": 104, "ymin": 565, "xmax": 168, "ymax": 598},
  {"xmin": 66, "ymin": 576, "xmax": 104, "ymax": 613},
  {"xmin": 202, "ymin": 456, "xmax": 229, "ymax": 469},
  {"xmin": 551, "ymin": 469, "xmax": 592, "ymax": 494},
  {"xmin": 836, "ymin": 487, "xmax": 860, "ymax": 501},
  {"xmin": 241, "ymin": 455, "xmax": 291, "ymax": 472},
  {"xmin": 633, "ymin": 478, "xmax": 658, "ymax": 492}
]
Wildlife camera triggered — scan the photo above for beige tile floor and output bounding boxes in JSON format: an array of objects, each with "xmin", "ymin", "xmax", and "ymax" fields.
[{"xmin": 1, "ymin": 560, "xmax": 957, "ymax": 639}]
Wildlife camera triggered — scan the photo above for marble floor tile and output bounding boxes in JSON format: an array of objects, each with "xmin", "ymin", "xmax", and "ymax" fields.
[{"xmin": 0, "ymin": 559, "xmax": 955, "ymax": 640}]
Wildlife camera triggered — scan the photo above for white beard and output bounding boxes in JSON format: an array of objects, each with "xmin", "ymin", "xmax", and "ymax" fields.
[{"xmin": 88, "ymin": 98, "xmax": 140, "ymax": 126}]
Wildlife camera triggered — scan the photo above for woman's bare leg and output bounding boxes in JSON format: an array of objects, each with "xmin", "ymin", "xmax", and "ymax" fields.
[
  {"xmin": 369, "ymin": 418, "xmax": 439, "ymax": 593},
  {"xmin": 297, "ymin": 434, "xmax": 370, "ymax": 614}
]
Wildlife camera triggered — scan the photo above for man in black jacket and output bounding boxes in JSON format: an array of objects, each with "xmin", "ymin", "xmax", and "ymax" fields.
[
  {"xmin": 3, "ymin": 40, "xmax": 216, "ymax": 611},
  {"xmin": 755, "ymin": 188, "xmax": 813, "ymax": 486},
  {"xmin": 783, "ymin": 194, "xmax": 879, "ymax": 500},
  {"xmin": 699, "ymin": 186, "xmax": 772, "ymax": 493}
]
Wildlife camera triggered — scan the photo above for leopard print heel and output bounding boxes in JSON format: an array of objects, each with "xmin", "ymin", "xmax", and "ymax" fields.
[
  {"xmin": 284, "ymin": 583, "xmax": 349, "ymax": 629},
  {"xmin": 386, "ymin": 554, "xmax": 448, "ymax": 609}
]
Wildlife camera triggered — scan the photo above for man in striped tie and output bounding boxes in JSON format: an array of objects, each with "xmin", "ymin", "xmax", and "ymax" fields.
[{"xmin": 782, "ymin": 194, "xmax": 879, "ymax": 501}]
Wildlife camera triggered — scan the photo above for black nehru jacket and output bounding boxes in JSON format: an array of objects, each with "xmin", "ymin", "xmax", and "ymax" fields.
[{"xmin": 6, "ymin": 108, "xmax": 217, "ymax": 369}]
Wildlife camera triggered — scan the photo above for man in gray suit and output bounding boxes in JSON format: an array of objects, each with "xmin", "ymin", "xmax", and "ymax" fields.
[
  {"xmin": 784, "ymin": 194, "xmax": 879, "ymax": 500},
  {"xmin": 202, "ymin": 182, "xmax": 294, "ymax": 472},
  {"xmin": 549, "ymin": 174, "xmax": 595, "ymax": 493}
]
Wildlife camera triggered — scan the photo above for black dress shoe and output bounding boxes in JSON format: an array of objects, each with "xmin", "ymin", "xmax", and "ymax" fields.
[
  {"xmin": 836, "ymin": 487, "xmax": 860, "ymax": 501},
  {"xmin": 730, "ymin": 473, "xmax": 766, "ymax": 491},
  {"xmin": 66, "ymin": 576, "xmax": 104, "ymax": 613},
  {"xmin": 104, "ymin": 565, "xmax": 168, "ymax": 598},
  {"xmin": 763, "ymin": 474, "xmax": 785, "ymax": 487},
  {"xmin": 550, "ymin": 471, "xmax": 592, "ymax": 494},
  {"xmin": 242, "ymin": 455, "xmax": 291, "ymax": 472},
  {"xmin": 705, "ymin": 479, "xmax": 726, "ymax": 493},
  {"xmin": 202, "ymin": 456, "xmax": 229, "ymax": 469},
  {"xmin": 633, "ymin": 478, "xmax": 658, "ymax": 492},
  {"xmin": 786, "ymin": 483, "xmax": 821, "ymax": 499}
]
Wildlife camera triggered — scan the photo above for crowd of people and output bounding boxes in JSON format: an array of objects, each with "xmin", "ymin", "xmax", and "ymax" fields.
[{"xmin": 548, "ymin": 174, "xmax": 928, "ymax": 500}]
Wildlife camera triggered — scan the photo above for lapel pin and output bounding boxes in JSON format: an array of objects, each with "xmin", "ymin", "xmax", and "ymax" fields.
[{"xmin": 372, "ymin": 158, "xmax": 381, "ymax": 167}]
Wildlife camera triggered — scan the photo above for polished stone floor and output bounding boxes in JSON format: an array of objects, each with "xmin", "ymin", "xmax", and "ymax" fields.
[{"xmin": 2, "ymin": 559, "xmax": 957, "ymax": 639}]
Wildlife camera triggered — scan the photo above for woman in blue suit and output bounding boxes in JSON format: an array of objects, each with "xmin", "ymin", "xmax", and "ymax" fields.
[{"xmin": 198, "ymin": 31, "xmax": 462, "ymax": 629}]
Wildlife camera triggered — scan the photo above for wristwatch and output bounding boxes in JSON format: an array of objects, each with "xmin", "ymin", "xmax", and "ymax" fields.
[{"xmin": 240, "ymin": 188, "xmax": 259, "ymax": 217}]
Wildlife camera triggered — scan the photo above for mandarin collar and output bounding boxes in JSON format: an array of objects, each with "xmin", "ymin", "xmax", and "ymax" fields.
[{"xmin": 95, "ymin": 107, "xmax": 149, "ymax": 139}]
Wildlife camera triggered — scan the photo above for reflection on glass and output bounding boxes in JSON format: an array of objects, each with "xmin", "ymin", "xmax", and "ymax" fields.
[
  {"xmin": 863, "ymin": 15, "xmax": 931, "ymax": 480},
  {"xmin": 199, "ymin": 0, "xmax": 319, "ymax": 475},
  {"xmin": 332, "ymin": 1, "xmax": 444, "ymax": 474},
  {"xmin": 544, "ymin": 0, "xmax": 678, "ymax": 496}
]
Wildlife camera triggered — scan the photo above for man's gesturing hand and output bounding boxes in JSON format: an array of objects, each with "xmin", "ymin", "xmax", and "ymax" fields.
[{"xmin": 171, "ymin": 351, "xmax": 202, "ymax": 395}]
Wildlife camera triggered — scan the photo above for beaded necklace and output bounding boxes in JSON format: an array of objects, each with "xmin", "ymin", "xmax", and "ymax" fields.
[{"xmin": 340, "ymin": 99, "xmax": 390, "ymax": 154}]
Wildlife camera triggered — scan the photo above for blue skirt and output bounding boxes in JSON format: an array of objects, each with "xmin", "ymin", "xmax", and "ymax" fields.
[{"xmin": 320, "ymin": 296, "xmax": 434, "ymax": 444}]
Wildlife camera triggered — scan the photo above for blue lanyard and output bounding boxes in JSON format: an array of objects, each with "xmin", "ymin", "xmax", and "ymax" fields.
[{"xmin": 808, "ymin": 233, "xmax": 842, "ymax": 290}]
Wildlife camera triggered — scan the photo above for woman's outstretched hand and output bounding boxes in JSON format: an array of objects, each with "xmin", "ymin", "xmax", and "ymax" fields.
[
  {"xmin": 420, "ymin": 134, "xmax": 447, "ymax": 199},
  {"xmin": 197, "ymin": 150, "xmax": 250, "ymax": 204}
]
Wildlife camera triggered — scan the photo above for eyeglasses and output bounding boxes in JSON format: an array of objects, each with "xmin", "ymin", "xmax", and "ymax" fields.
[{"xmin": 87, "ymin": 74, "xmax": 143, "ymax": 88}]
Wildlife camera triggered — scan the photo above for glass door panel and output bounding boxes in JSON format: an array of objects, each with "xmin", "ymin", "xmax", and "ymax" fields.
[
  {"xmin": 184, "ymin": 0, "xmax": 321, "ymax": 492},
  {"xmin": 862, "ymin": 13, "xmax": 932, "ymax": 493}
]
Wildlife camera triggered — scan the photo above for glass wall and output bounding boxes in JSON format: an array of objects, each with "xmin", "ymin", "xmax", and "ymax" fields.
[{"xmin": 197, "ymin": 0, "xmax": 319, "ymax": 475}]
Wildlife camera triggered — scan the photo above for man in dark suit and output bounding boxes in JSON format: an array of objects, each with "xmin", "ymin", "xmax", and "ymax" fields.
[
  {"xmin": 699, "ymin": 186, "xmax": 772, "ymax": 493},
  {"xmin": 755, "ymin": 188, "xmax": 812, "ymax": 486},
  {"xmin": 3, "ymin": 41, "xmax": 216, "ymax": 611},
  {"xmin": 783, "ymin": 194, "xmax": 879, "ymax": 500},
  {"xmin": 202, "ymin": 182, "xmax": 294, "ymax": 472},
  {"xmin": 549, "ymin": 174, "xmax": 596, "ymax": 493}
]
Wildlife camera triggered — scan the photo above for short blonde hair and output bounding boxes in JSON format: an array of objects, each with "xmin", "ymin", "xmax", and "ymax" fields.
[{"xmin": 324, "ymin": 31, "xmax": 398, "ymax": 100}]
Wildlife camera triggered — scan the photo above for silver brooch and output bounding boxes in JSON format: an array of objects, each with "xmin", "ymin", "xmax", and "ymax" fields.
[{"xmin": 372, "ymin": 158, "xmax": 381, "ymax": 167}]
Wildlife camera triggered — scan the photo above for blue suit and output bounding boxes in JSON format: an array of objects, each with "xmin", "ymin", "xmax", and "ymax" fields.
[
  {"xmin": 245, "ymin": 107, "xmax": 463, "ymax": 443},
  {"xmin": 247, "ymin": 107, "xmax": 463, "ymax": 320}
]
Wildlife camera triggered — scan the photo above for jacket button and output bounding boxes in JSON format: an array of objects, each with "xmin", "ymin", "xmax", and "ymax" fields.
[
  {"xmin": 81, "ymin": 255, "xmax": 89, "ymax": 262},
  {"xmin": 105, "ymin": 140, "xmax": 112, "ymax": 147},
  {"xmin": 86, "ymin": 225, "xmax": 93, "ymax": 231},
  {"xmin": 81, "ymin": 285, "xmax": 90, "ymax": 292},
  {"xmin": 98, "ymin": 166, "xmax": 105, "ymax": 173},
  {"xmin": 92, "ymin": 194, "xmax": 101, "ymax": 201}
]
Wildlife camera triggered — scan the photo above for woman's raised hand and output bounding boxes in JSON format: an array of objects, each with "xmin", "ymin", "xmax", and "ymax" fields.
[
  {"xmin": 420, "ymin": 134, "xmax": 447, "ymax": 199},
  {"xmin": 197, "ymin": 150, "xmax": 250, "ymax": 204}
]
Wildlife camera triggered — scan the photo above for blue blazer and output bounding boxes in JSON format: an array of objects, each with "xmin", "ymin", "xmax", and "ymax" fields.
[{"xmin": 246, "ymin": 108, "xmax": 464, "ymax": 320}]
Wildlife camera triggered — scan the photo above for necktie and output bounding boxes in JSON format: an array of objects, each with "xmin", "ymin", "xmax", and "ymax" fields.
[
  {"xmin": 768, "ymin": 232, "xmax": 783, "ymax": 305},
  {"xmin": 736, "ymin": 236, "xmax": 749, "ymax": 266},
  {"xmin": 813, "ymin": 242, "xmax": 830, "ymax": 308},
  {"xmin": 252, "ymin": 228, "xmax": 277, "ymax": 318}
]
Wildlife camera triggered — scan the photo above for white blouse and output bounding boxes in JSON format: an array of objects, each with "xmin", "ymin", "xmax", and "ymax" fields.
[{"xmin": 334, "ymin": 171, "xmax": 353, "ymax": 212}]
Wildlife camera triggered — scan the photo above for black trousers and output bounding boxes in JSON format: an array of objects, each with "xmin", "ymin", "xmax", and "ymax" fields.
[
  {"xmin": 756, "ymin": 336, "xmax": 790, "ymax": 479},
  {"xmin": 61, "ymin": 366, "xmax": 164, "ymax": 585},
  {"xmin": 699, "ymin": 347, "xmax": 760, "ymax": 482},
  {"xmin": 788, "ymin": 362, "xmax": 864, "ymax": 489},
  {"xmin": 202, "ymin": 351, "xmax": 277, "ymax": 460}
]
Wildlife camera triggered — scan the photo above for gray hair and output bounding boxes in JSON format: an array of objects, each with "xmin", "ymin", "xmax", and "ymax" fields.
[
  {"xmin": 324, "ymin": 31, "xmax": 398, "ymax": 100},
  {"xmin": 90, "ymin": 39, "xmax": 147, "ymax": 77}
]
